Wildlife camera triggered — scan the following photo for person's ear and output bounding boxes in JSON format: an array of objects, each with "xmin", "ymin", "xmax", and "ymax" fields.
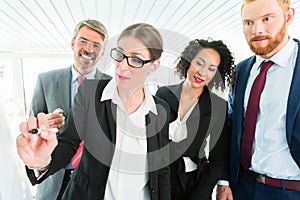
[
  {"xmin": 149, "ymin": 60, "xmax": 160, "ymax": 73},
  {"xmin": 71, "ymin": 37, "xmax": 75, "ymax": 51},
  {"xmin": 100, "ymin": 48, "xmax": 105, "ymax": 57},
  {"xmin": 286, "ymin": 8, "xmax": 295, "ymax": 25}
]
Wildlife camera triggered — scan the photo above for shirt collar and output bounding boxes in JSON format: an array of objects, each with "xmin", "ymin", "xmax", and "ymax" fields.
[
  {"xmin": 101, "ymin": 78, "xmax": 157, "ymax": 115},
  {"xmin": 71, "ymin": 65, "xmax": 96, "ymax": 83},
  {"xmin": 255, "ymin": 38, "xmax": 297, "ymax": 69}
]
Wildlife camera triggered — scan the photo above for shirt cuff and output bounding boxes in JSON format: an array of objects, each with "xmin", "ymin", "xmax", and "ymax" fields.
[
  {"xmin": 34, "ymin": 168, "xmax": 49, "ymax": 180},
  {"xmin": 217, "ymin": 180, "xmax": 229, "ymax": 186}
]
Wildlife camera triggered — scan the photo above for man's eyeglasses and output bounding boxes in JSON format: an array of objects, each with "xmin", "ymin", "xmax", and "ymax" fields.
[
  {"xmin": 75, "ymin": 37, "xmax": 102, "ymax": 51},
  {"xmin": 110, "ymin": 48, "xmax": 152, "ymax": 68}
]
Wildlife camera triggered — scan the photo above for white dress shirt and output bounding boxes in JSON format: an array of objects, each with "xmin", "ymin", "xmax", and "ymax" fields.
[
  {"xmin": 244, "ymin": 38, "xmax": 300, "ymax": 180},
  {"xmin": 101, "ymin": 78, "xmax": 157, "ymax": 200}
]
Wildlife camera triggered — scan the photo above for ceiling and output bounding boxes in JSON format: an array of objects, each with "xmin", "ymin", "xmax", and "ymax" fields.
[{"xmin": 1, "ymin": 0, "xmax": 300, "ymax": 61}]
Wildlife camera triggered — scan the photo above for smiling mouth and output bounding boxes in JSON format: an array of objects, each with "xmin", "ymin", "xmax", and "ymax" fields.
[
  {"xmin": 79, "ymin": 50, "xmax": 95, "ymax": 62},
  {"xmin": 194, "ymin": 76, "xmax": 204, "ymax": 83},
  {"xmin": 80, "ymin": 53, "xmax": 93, "ymax": 61}
]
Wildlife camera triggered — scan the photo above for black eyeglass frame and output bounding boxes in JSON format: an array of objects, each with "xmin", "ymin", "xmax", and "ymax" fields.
[{"xmin": 110, "ymin": 48, "xmax": 152, "ymax": 68}]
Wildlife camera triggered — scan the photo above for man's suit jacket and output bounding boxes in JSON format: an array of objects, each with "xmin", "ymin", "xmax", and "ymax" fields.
[
  {"xmin": 27, "ymin": 79, "xmax": 171, "ymax": 200},
  {"xmin": 29, "ymin": 66, "xmax": 111, "ymax": 200},
  {"xmin": 156, "ymin": 83, "xmax": 230, "ymax": 200},
  {"xmin": 228, "ymin": 38, "xmax": 300, "ymax": 189}
]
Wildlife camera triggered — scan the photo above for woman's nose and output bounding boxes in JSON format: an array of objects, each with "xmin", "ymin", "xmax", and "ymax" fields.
[{"xmin": 118, "ymin": 58, "xmax": 130, "ymax": 71}]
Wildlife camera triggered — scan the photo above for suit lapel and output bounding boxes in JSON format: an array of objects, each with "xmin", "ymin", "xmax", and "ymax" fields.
[
  {"xmin": 234, "ymin": 56, "xmax": 256, "ymax": 147},
  {"xmin": 105, "ymin": 101, "xmax": 117, "ymax": 144},
  {"xmin": 94, "ymin": 80, "xmax": 117, "ymax": 144},
  {"xmin": 286, "ymin": 39, "xmax": 300, "ymax": 143},
  {"xmin": 57, "ymin": 67, "xmax": 72, "ymax": 111},
  {"xmin": 95, "ymin": 69, "xmax": 103, "ymax": 79}
]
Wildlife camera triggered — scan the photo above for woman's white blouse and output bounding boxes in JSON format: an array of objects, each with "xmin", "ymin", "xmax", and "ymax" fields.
[{"xmin": 169, "ymin": 101, "xmax": 198, "ymax": 172}]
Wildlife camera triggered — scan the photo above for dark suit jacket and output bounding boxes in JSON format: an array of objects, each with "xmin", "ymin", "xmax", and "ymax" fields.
[
  {"xmin": 156, "ymin": 83, "xmax": 230, "ymax": 200},
  {"xmin": 27, "ymin": 79, "xmax": 171, "ymax": 200},
  {"xmin": 29, "ymin": 66, "xmax": 111, "ymax": 200},
  {"xmin": 228, "ymin": 38, "xmax": 300, "ymax": 189}
]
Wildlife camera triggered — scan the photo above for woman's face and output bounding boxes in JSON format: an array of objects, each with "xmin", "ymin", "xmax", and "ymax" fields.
[
  {"xmin": 186, "ymin": 48, "xmax": 220, "ymax": 90},
  {"xmin": 114, "ymin": 35, "xmax": 159, "ymax": 93}
]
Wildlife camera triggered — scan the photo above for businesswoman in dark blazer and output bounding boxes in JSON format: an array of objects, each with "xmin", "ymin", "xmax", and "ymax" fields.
[
  {"xmin": 17, "ymin": 23, "xmax": 171, "ymax": 200},
  {"xmin": 156, "ymin": 39, "xmax": 235, "ymax": 200}
]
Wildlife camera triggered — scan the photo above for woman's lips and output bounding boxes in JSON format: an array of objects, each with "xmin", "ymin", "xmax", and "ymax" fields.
[
  {"xmin": 117, "ymin": 74, "xmax": 129, "ymax": 80},
  {"xmin": 194, "ymin": 76, "xmax": 204, "ymax": 83}
]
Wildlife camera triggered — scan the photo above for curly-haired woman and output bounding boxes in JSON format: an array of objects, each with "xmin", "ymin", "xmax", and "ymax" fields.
[{"xmin": 156, "ymin": 38, "xmax": 235, "ymax": 200}]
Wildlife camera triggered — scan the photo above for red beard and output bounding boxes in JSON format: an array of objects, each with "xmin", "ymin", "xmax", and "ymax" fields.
[{"xmin": 248, "ymin": 21, "xmax": 286, "ymax": 56}]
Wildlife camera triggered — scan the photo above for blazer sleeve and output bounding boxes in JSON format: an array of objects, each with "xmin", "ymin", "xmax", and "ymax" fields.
[
  {"xmin": 155, "ymin": 86, "xmax": 177, "ymax": 123},
  {"xmin": 26, "ymin": 81, "xmax": 88, "ymax": 185},
  {"xmin": 48, "ymin": 80, "xmax": 91, "ymax": 173},
  {"xmin": 189, "ymin": 97, "xmax": 231, "ymax": 200},
  {"xmin": 25, "ymin": 108, "xmax": 80, "ymax": 185},
  {"xmin": 152, "ymin": 96, "xmax": 171, "ymax": 200}
]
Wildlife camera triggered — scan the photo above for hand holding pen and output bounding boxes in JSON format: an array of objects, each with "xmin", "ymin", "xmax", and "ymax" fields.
[
  {"xmin": 16, "ymin": 112, "xmax": 58, "ymax": 169},
  {"xmin": 29, "ymin": 128, "xmax": 58, "ymax": 134}
]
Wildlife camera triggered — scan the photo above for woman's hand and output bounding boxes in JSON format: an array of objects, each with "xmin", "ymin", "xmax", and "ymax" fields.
[{"xmin": 16, "ymin": 112, "xmax": 58, "ymax": 169}]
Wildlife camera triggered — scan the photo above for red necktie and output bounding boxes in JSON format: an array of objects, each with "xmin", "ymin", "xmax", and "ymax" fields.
[
  {"xmin": 76, "ymin": 75, "xmax": 85, "ymax": 90},
  {"xmin": 70, "ymin": 75, "xmax": 85, "ymax": 168},
  {"xmin": 240, "ymin": 61, "xmax": 273, "ymax": 170}
]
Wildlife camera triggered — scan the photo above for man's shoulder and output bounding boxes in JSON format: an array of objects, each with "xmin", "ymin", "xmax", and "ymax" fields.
[
  {"xmin": 84, "ymin": 78, "xmax": 112, "ymax": 90},
  {"xmin": 95, "ymin": 70, "xmax": 112, "ymax": 79},
  {"xmin": 157, "ymin": 82, "xmax": 182, "ymax": 95},
  {"xmin": 153, "ymin": 95, "xmax": 170, "ymax": 114},
  {"xmin": 39, "ymin": 67, "xmax": 70, "ymax": 78},
  {"xmin": 238, "ymin": 56, "xmax": 255, "ymax": 67}
]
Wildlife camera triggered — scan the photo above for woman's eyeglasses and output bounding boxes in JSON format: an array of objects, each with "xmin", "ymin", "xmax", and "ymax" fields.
[{"xmin": 110, "ymin": 48, "xmax": 152, "ymax": 68}]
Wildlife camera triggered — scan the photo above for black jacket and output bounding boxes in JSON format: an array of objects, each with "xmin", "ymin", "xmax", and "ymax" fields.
[
  {"xmin": 156, "ymin": 83, "xmax": 230, "ymax": 200},
  {"xmin": 27, "ymin": 79, "xmax": 171, "ymax": 200}
]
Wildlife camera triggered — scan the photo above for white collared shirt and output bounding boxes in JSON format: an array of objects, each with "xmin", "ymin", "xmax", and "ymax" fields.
[
  {"xmin": 244, "ymin": 38, "xmax": 300, "ymax": 180},
  {"xmin": 102, "ymin": 78, "xmax": 157, "ymax": 200}
]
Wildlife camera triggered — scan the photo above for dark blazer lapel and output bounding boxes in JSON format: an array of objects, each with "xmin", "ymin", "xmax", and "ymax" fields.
[
  {"xmin": 93, "ymin": 80, "xmax": 116, "ymax": 144},
  {"xmin": 184, "ymin": 87, "xmax": 211, "ymax": 157},
  {"xmin": 58, "ymin": 67, "xmax": 72, "ymax": 110},
  {"xmin": 104, "ymin": 101, "xmax": 117, "ymax": 144},
  {"xmin": 286, "ymin": 39, "xmax": 300, "ymax": 144},
  {"xmin": 234, "ymin": 56, "xmax": 256, "ymax": 147},
  {"xmin": 95, "ymin": 69, "xmax": 102, "ymax": 79}
]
